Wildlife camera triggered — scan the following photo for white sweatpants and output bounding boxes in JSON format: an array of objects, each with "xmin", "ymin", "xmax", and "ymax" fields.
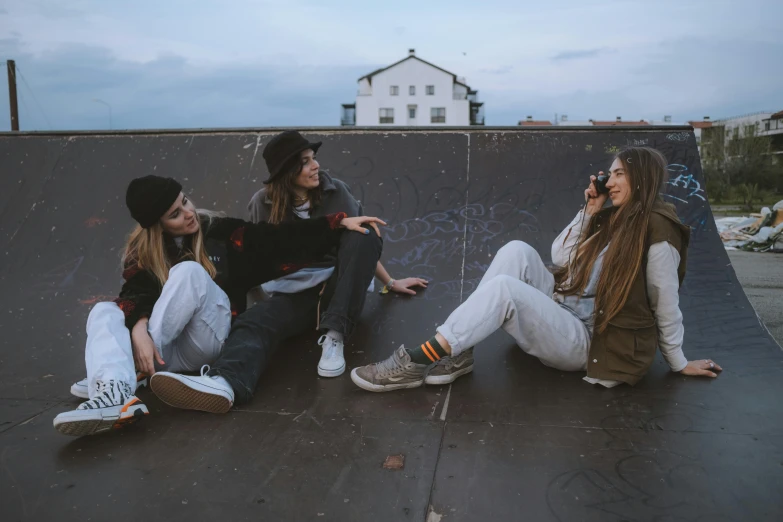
[
  {"xmin": 85, "ymin": 261, "xmax": 232, "ymax": 399},
  {"xmin": 437, "ymin": 241, "xmax": 590, "ymax": 371}
]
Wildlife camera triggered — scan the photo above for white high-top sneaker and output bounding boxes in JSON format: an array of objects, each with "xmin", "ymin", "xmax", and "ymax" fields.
[
  {"xmin": 54, "ymin": 380, "xmax": 148, "ymax": 437},
  {"xmin": 317, "ymin": 335, "xmax": 346, "ymax": 377},
  {"xmin": 70, "ymin": 372, "xmax": 149, "ymax": 399}
]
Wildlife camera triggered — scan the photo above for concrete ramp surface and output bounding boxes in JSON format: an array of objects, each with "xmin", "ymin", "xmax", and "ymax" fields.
[{"xmin": 0, "ymin": 127, "xmax": 781, "ymax": 522}]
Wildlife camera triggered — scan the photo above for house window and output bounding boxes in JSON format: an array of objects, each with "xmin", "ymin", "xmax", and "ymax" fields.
[
  {"xmin": 426, "ymin": 85, "xmax": 435, "ymax": 95},
  {"xmin": 409, "ymin": 85, "xmax": 415, "ymax": 95},
  {"xmin": 409, "ymin": 107, "xmax": 416, "ymax": 119},
  {"xmin": 390, "ymin": 86, "xmax": 399, "ymax": 96},
  {"xmin": 431, "ymin": 108, "xmax": 446, "ymax": 123},
  {"xmin": 766, "ymin": 122, "xmax": 771, "ymax": 131},
  {"xmin": 379, "ymin": 108, "xmax": 394, "ymax": 124}
]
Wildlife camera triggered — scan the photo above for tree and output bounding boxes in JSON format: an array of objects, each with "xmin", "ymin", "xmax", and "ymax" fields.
[{"xmin": 702, "ymin": 123, "xmax": 783, "ymax": 194}]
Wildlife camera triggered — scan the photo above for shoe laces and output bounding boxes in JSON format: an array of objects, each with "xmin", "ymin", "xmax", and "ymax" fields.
[
  {"xmin": 318, "ymin": 335, "xmax": 342, "ymax": 359},
  {"xmin": 374, "ymin": 347, "xmax": 409, "ymax": 378},
  {"xmin": 200, "ymin": 365, "xmax": 211, "ymax": 377},
  {"xmin": 78, "ymin": 380, "xmax": 131, "ymax": 409}
]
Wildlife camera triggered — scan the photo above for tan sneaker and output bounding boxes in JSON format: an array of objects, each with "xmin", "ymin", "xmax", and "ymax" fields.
[
  {"xmin": 350, "ymin": 345, "xmax": 429, "ymax": 392},
  {"xmin": 425, "ymin": 347, "xmax": 474, "ymax": 385}
]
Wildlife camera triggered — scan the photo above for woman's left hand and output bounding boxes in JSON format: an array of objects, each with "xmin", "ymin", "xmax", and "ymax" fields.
[
  {"xmin": 340, "ymin": 216, "xmax": 387, "ymax": 237},
  {"xmin": 390, "ymin": 277, "xmax": 429, "ymax": 295},
  {"xmin": 680, "ymin": 359, "xmax": 723, "ymax": 378}
]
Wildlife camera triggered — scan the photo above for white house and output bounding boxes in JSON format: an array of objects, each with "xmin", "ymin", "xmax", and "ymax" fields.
[{"xmin": 341, "ymin": 50, "xmax": 484, "ymax": 127}]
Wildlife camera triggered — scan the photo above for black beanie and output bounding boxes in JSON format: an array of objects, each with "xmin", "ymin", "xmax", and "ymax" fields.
[{"xmin": 125, "ymin": 175, "xmax": 183, "ymax": 228}]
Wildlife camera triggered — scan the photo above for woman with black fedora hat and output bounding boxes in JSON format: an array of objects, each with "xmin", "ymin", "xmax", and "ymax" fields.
[
  {"xmin": 149, "ymin": 131, "xmax": 425, "ymax": 415},
  {"xmin": 53, "ymin": 174, "xmax": 384, "ymax": 436}
]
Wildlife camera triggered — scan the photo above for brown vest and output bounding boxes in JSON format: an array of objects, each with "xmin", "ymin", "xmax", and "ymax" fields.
[{"xmin": 585, "ymin": 201, "xmax": 690, "ymax": 385}]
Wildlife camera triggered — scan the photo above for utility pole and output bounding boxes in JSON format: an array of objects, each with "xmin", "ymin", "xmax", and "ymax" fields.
[{"xmin": 7, "ymin": 60, "xmax": 19, "ymax": 131}]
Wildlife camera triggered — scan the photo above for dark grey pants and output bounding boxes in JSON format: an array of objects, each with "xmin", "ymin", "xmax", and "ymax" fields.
[{"xmin": 209, "ymin": 230, "xmax": 382, "ymax": 404}]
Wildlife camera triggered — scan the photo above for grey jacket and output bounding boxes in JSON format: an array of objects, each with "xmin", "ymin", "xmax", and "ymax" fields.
[{"xmin": 247, "ymin": 171, "xmax": 363, "ymax": 269}]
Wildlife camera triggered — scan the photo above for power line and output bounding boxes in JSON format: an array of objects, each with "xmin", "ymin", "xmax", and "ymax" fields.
[
  {"xmin": 14, "ymin": 64, "xmax": 53, "ymax": 130},
  {"xmin": 17, "ymin": 88, "xmax": 34, "ymax": 131}
]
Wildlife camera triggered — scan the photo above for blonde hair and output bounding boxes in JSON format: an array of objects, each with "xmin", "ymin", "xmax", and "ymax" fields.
[{"xmin": 121, "ymin": 209, "xmax": 220, "ymax": 286}]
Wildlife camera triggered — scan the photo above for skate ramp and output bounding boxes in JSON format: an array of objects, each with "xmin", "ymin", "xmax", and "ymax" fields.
[{"xmin": 0, "ymin": 127, "xmax": 781, "ymax": 522}]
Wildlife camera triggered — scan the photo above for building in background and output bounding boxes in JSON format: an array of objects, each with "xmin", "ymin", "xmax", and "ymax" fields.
[
  {"xmin": 761, "ymin": 111, "xmax": 783, "ymax": 154},
  {"xmin": 517, "ymin": 116, "xmax": 552, "ymax": 126},
  {"xmin": 698, "ymin": 110, "xmax": 783, "ymax": 165},
  {"xmin": 341, "ymin": 49, "xmax": 484, "ymax": 127},
  {"xmin": 688, "ymin": 116, "xmax": 713, "ymax": 154},
  {"xmin": 546, "ymin": 115, "xmax": 653, "ymax": 126}
]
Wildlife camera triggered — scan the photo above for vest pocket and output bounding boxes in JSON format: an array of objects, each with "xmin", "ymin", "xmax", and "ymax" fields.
[{"xmin": 605, "ymin": 322, "xmax": 657, "ymax": 374}]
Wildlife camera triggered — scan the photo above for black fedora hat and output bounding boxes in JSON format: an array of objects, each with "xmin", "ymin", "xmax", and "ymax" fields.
[{"xmin": 262, "ymin": 131, "xmax": 322, "ymax": 184}]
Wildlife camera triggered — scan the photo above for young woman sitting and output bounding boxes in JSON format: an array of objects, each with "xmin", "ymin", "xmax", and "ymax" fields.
[{"xmin": 350, "ymin": 146, "xmax": 722, "ymax": 392}]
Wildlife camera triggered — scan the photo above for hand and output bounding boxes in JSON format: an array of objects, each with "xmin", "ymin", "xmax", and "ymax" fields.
[
  {"xmin": 680, "ymin": 359, "xmax": 722, "ymax": 378},
  {"xmin": 584, "ymin": 173, "xmax": 609, "ymax": 215},
  {"xmin": 390, "ymin": 277, "xmax": 429, "ymax": 295},
  {"xmin": 131, "ymin": 319, "xmax": 165, "ymax": 376},
  {"xmin": 340, "ymin": 216, "xmax": 387, "ymax": 237}
]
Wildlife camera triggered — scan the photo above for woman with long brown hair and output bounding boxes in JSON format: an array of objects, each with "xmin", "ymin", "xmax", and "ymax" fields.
[
  {"xmin": 54, "ymin": 175, "xmax": 383, "ymax": 436},
  {"xmin": 351, "ymin": 146, "xmax": 722, "ymax": 392},
  {"xmin": 147, "ymin": 131, "xmax": 428, "ymax": 416}
]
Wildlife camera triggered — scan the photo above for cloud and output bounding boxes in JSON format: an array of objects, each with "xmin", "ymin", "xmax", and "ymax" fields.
[
  {"xmin": 0, "ymin": 38, "xmax": 369, "ymax": 131},
  {"xmin": 480, "ymin": 65, "xmax": 513, "ymax": 75},
  {"xmin": 551, "ymin": 48, "xmax": 609, "ymax": 62}
]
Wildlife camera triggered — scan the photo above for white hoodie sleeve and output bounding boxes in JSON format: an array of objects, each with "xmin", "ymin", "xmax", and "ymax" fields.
[
  {"xmin": 551, "ymin": 209, "xmax": 592, "ymax": 268},
  {"xmin": 646, "ymin": 241, "xmax": 688, "ymax": 372}
]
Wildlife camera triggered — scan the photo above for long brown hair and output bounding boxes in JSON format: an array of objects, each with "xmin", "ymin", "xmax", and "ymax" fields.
[
  {"xmin": 121, "ymin": 209, "xmax": 218, "ymax": 287},
  {"xmin": 554, "ymin": 146, "xmax": 668, "ymax": 333},
  {"xmin": 267, "ymin": 152, "xmax": 322, "ymax": 224}
]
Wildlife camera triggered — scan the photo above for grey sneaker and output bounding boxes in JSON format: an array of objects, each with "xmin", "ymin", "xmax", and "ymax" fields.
[
  {"xmin": 424, "ymin": 348, "xmax": 474, "ymax": 385},
  {"xmin": 351, "ymin": 345, "xmax": 429, "ymax": 392}
]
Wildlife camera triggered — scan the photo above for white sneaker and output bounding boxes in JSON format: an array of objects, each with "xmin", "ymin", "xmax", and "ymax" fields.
[
  {"xmin": 317, "ymin": 335, "xmax": 346, "ymax": 377},
  {"xmin": 150, "ymin": 365, "xmax": 234, "ymax": 414},
  {"xmin": 54, "ymin": 380, "xmax": 148, "ymax": 437},
  {"xmin": 70, "ymin": 372, "xmax": 149, "ymax": 399}
]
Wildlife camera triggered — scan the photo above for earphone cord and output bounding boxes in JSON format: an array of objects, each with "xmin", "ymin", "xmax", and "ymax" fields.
[{"xmin": 562, "ymin": 204, "xmax": 587, "ymax": 291}]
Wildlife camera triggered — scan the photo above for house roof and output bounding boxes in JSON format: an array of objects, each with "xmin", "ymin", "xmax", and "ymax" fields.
[
  {"xmin": 518, "ymin": 120, "xmax": 553, "ymax": 126},
  {"xmin": 591, "ymin": 120, "xmax": 650, "ymax": 126},
  {"xmin": 358, "ymin": 55, "xmax": 470, "ymax": 88},
  {"xmin": 770, "ymin": 110, "xmax": 783, "ymax": 120},
  {"xmin": 689, "ymin": 121, "xmax": 713, "ymax": 129}
]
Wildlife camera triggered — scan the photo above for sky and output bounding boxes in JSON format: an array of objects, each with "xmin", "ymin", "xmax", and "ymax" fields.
[{"xmin": 0, "ymin": 0, "xmax": 781, "ymax": 131}]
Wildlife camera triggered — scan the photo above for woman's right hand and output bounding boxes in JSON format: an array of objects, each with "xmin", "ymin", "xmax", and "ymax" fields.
[
  {"xmin": 131, "ymin": 318, "xmax": 165, "ymax": 376},
  {"xmin": 584, "ymin": 172, "xmax": 609, "ymax": 215},
  {"xmin": 680, "ymin": 359, "xmax": 722, "ymax": 378},
  {"xmin": 340, "ymin": 216, "xmax": 387, "ymax": 237}
]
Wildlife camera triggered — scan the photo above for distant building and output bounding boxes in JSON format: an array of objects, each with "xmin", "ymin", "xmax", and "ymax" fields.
[
  {"xmin": 699, "ymin": 110, "xmax": 783, "ymax": 164},
  {"xmin": 688, "ymin": 117, "xmax": 713, "ymax": 152},
  {"xmin": 552, "ymin": 115, "xmax": 593, "ymax": 126},
  {"xmin": 763, "ymin": 111, "xmax": 783, "ymax": 133},
  {"xmin": 518, "ymin": 116, "xmax": 552, "ymax": 126},
  {"xmin": 549, "ymin": 115, "xmax": 651, "ymax": 126},
  {"xmin": 341, "ymin": 49, "xmax": 484, "ymax": 127}
]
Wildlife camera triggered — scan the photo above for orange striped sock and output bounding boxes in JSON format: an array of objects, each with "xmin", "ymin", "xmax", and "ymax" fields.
[{"xmin": 406, "ymin": 337, "xmax": 448, "ymax": 365}]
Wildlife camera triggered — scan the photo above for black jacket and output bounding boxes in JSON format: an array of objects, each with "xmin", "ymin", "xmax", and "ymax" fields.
[
  {"xmin": 247, "ymin": 171, "xmax": 362, "ymax": 270},
  {"xmin": 114, "ymin": 212, "xmax": 346, "ymax": 329}
]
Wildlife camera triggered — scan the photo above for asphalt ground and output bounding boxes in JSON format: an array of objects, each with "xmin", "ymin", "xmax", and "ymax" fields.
[{"xmin": 727, "ymin": 249, "xmax": 783, "ymax": 347}]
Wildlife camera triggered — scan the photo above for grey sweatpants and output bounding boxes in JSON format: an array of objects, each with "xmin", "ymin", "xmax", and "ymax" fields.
[{"xmin": 437, "ymin": 241, "xmax": 590, "ymax": 371}]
